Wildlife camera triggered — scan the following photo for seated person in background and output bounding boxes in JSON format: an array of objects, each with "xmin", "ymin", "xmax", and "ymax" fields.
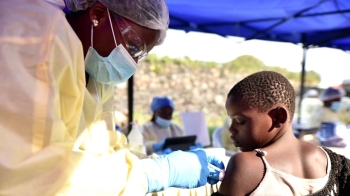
[
  {"xmin": 298, "ymin": 89, "xmax": 323, "ymax": 129},
  {"xmin": 308, "ymin": 87, "xmax": 345, "ymax": 129},
  {"xmin": 338, "ymin": 92, "xmax": 350, "ymax": 126},
  {"xmin": 141, "ymin": 96, "xmax": 185, "ymax": 155},
  {"xmin": 221, "ymin": 116, "xmax": 240, "ymax": 152},
  {"xmin": 213, "ymin": 71, "xmax": 350, "ymax": 196},
  {"xmin": 293, "ymin": 89, "xmax": 323, "ymax": 145}
]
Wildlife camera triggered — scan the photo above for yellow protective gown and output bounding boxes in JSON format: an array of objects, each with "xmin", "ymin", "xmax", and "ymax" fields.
[
  {"xmin": 308, "ymin": 106, "xmax": 342, "ymax": 129},
  {"xmin": 0, "ymin": 1, "xmax": 148, "ymax": 195},
  {"xmin": 141, "ymin": 121, "xmax": 185, "ymax": 155},
  {"xmin": 339, "ymin": 96, "xmax": 350, "ymax": 125},
  {"xmin": 296, "ymin": 97, "xmax": 324, "ymax": 129}
]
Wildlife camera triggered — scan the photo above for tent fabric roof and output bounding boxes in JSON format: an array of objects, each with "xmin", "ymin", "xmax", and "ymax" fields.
[
  {"xmin": 166, "ymin": 0, "xmax": 350, "ymax": 50},
  {"xmin": 127, "ymin": 0, "xmax": 350, "ymax": 129}
]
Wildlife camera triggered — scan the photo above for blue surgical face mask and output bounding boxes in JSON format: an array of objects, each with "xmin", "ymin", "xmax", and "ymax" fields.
[
  {"xmin": 85, "ymin": 45, "xmax": 138, "ymax": 85},
  {"xmin": 84, "ymin": 10, "xmax": 138, "ymax": 85},
  {"xmin": 330, "ymin": 101, "xmax": 342, "ymax": 112},
  {"xmin": 155, "ymin": 117, "xmax": 172, "ymax": 127}
]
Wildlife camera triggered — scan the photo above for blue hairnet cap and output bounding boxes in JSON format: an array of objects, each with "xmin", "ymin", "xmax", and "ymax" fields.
[
  {"xmin": 319, "ymin": 87, "xmax": 345, "ymax": 101},
  {"xmin": 151, "ymin": 96, "xmax": 174, "ymax": 112}
]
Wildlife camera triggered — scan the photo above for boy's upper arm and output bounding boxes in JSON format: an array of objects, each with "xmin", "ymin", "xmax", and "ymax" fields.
[{"xmin": 218, "ymin": 152, "xmax": 265, "ymax": 196}]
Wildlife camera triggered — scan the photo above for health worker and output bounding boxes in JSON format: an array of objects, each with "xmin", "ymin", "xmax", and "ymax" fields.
[
  {"xmin": 141, "ymin": 96, "xmax": 186, "ymax": 155},
  {"xmin": 309, "ymin": 87, "xmax": 345, "ymax": 129},
  {"xmin": 0, "ymin": 0, "xmax": 224, "ymax": 195}
]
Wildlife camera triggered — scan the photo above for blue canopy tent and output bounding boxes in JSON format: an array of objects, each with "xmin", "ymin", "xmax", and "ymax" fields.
[
  {"xmin": 166, "ymin": 0, "xmax": 350, "ymax": 46},
  {"xmin": 127, "ymin": 0, "xmax": 350, "ymax": 129}
]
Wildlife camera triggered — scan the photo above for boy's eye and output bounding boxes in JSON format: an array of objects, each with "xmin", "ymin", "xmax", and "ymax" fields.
[{"xmin": 236, "ymin": 120, "xmax": 246, "ymax": 125}]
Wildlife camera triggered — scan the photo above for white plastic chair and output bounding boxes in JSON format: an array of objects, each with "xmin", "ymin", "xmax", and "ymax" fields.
[
  {"xmin": 212, "ymin": 127, "xmax": 224, "ymax": 148},
  {"xmin": 180, "ymin": 111, "xmax": 211, "ymax": 147},
  {"xmin": 212, "ymin": 127, "xmax": 237, "ymax": 157}
]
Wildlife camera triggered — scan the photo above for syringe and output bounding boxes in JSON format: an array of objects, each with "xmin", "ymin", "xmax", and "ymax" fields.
[{"xmin": 208, "ymin": 163, "xmax": 225, "ymax": 181}]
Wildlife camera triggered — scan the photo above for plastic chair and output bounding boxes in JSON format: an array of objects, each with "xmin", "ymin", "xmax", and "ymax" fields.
[
  {"xmin": 212, "ymin": 127, "xmax": 237, "ymax": 156},
  {"xmin": 180, "ymin": 111, "xmax": 211, "ymax": 147},
  {"xmin": 212, "ymin": 127, "xmax": 224, "ymax": 148}
]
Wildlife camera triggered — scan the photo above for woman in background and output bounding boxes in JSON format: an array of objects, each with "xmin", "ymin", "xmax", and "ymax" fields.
[{"xmin": 141, "ymin": 96, "xmax": 185, "ymax": 155}]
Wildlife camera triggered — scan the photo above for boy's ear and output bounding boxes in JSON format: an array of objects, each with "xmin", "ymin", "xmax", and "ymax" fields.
[{"xmin": 269, "ymin": 107, "xmax": 287, "ymax": 128}]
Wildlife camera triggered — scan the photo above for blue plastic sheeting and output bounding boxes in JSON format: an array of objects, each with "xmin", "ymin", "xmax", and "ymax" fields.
[{"xmin": 166, "ymin": 0, "xmax": 350, "ymax": 50}]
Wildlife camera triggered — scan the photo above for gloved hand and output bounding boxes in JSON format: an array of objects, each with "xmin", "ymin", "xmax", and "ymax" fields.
[
  {"xmin": 189, "ymin": 142, "xmax": 203, "ymax": 150},
  {"xmin": 187, "ymin": 144, "xmax": 225, "ymax": 184},
  {"xmin": 141, "ymin": 149, "xmax": 209, "ymax": 193},
  {"xmin": 207, "ymin": 155, "xmax": 225, "ymax": 184},
  {"xmin": 153, "ymin": 138, "xmax": 166, "ymax": 152},
  {"xmin": 162, "ymin": 147, "xmax": 172, "ymax": 154}
]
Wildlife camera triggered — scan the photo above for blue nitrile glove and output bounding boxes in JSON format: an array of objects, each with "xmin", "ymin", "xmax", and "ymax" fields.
[
  {"xmin": 207, "ymin": 155, "xmax": 225, "ymax": 184},
  {"xmin": 162, "ymin": 147, "xmax": 172, "ymax": 154},
  {"xmin": 141, "ymin": 149, "xmax": 209, "ymax": 193},
  {"xmin": 153, "ymin": 138, "xmax": 166, "ymax": 152},
  {"xmin": 189, "ymin": 142, "xmax": 203, "ymax": 150}
]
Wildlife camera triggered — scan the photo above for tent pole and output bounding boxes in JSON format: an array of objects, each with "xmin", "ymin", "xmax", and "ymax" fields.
[
  {"xmin": 297, "ymin": 45, "xmax": 307, "ymax": 124},
  {"xmin": 127, "ymin": 75, "xmax": 134, "ymax": 135}
]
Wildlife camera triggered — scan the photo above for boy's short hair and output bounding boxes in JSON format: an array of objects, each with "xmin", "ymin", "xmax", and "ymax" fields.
[{"xmin": 227, "ymin": 71, "xmax": 295, "ymax": 121}]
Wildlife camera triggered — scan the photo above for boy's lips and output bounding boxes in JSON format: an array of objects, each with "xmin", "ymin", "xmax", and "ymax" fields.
[{"xmin": 230, "ymin": 135, "xmax": 240, "ymax": 146}]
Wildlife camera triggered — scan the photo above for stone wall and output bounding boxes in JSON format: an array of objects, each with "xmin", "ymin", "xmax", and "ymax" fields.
[{"xmin": 113, "ymin": 62, "xmax": 300, "ymax": 127}]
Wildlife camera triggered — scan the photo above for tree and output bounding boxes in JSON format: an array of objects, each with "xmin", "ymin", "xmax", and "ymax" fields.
[{"xmin": 223, "ymin": 55, "xmax": 266, "ymax": 73}]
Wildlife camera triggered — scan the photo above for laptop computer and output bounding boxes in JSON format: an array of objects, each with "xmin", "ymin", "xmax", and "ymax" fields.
[{"xmin": 163, "ymin": 135, "xmax": 197, "ymax": 151}]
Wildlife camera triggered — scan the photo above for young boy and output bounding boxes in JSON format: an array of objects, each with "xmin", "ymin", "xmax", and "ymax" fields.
[{"xmin": 212, "ymin": 71, "xmax": 350, "ymax": 196}]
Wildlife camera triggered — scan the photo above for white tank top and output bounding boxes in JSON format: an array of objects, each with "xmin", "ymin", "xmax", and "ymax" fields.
[{"xmin": 250, "ymin": 148, "xmax": 332, "ymax": 196}]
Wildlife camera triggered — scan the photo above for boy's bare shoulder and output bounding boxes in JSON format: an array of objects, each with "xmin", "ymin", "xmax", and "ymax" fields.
[
  {"xmin": 300, "ymin": 142, "xmax": 328, "ymax": 177},
  {"xmin": 301, "ymin": 142, "xmax": 327, "ymax": 167},
  {"xmin": 219, "ymin": 151, "xmax": 265, "ymax": 196}
]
